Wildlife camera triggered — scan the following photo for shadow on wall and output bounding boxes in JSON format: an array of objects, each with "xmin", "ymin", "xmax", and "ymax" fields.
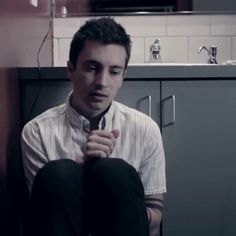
[
  {"xmin": 0, "ymin": 0, "xmax": 52, "ymax": 234},
  {"xmin": 0, "ymin": 68, "xmax": 29, "ymax": 236}
]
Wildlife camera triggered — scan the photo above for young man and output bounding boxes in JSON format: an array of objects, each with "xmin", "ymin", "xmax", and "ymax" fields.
[{"xmin": 21, "ymin": 17, "xmax": 166, "ymax": 236}]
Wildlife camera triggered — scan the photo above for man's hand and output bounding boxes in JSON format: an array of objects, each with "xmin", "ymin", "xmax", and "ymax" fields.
[{"xmin": 84, "ymin": 129, "xmax": 120, "ymax": 158}]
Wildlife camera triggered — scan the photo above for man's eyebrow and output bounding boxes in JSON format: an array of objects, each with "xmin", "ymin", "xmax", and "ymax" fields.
[
  {"xmin": 83, "ymin": 59, "xmax": 99, "ymax": 64},
  {"xmin": 110, "ymin": 65, "xmax": 124, "ymax": 69},
  {"xmin": 83, "ymin": 60, "xmax": 124, "ymax": 69}
]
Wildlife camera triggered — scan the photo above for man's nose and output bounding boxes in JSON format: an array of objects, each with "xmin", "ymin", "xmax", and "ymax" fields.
[{"xmin": 94, "ymin": 70, "xmax": 109, "ymax": 87}]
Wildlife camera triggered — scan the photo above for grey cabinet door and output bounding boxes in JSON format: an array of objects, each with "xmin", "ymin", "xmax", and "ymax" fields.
[
  {"xmin": 21, "ymin": 80, "xmax": 72, "ymax": 125},
  {"xmin": 162, "ymin": 80, "xmax": 236, "ymax": 236},
  {"xmin": 21, "ymin": 80, "xmax": 161, "ymax": 124},
  {"xmin": 116, "ymin": 81, "xmax": 161, "ymax": 124}
]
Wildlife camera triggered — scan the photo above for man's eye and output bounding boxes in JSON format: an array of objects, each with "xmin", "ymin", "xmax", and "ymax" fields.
[
  {"xmin": 88, "ymin": 65, "xmax": 97, "ymax": 71},
  {"xmin": 110, "ymin": 69, "xmax": 122, "ymax": 76},
  {"xmin": 84, "ymin": 63, "xmax": 98, "ymax": 72}
]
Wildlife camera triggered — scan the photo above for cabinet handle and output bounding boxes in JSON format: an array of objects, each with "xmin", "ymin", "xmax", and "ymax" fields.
[
  {"xmin": 138, "ymin": 95, "xmax": 152, "ymax": 117},
  {"xmin": 162, "ymin": 95, "xmax": 176, "ymax": 126},
  {"xmin": 148, "ymin": 95, "xmax": 152, "ymax": 117}
]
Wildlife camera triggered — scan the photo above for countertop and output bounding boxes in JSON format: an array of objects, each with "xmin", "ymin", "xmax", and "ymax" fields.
[{"xmin": 19, "ymin": 64, "xmax": 236, "ymax": 80}]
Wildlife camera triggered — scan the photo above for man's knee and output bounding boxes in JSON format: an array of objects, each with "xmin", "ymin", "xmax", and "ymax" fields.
[
  {"xmin": 88, "ymin": 158, "xmax": 144, "ymax": 195},
  {"xmin": 32, "ymin": 159, "xmax": 83, "ymax": 197}
]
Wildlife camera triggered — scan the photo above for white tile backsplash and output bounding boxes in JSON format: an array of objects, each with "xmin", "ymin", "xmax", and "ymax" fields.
[
  {"xmin": 58, "ymin": 38, "xmax": 71, "ymax": 66},
  {"xmin": 233, "ymin": 37, "xmax": 236, "ymax": 60},
  {"xmin": 122, "ymin": 16, "xmax": 166, "ymax": 37},
  {"xmin": 129, "ymin": 37, "xmax": 145, "ymax": 63},
  {"xmin": 53, "ymin": 14, "xmax": 235, "ymax": 66},
  {"xmin": 210, "ymin": 15, "xmax": 236, "ymax": 36},
  {"xmin": 145, "ymin": 37, "xmax": 188, "ymax": 63},
  {"xmin": 189, "ymin": 37, "xmax": 232, "ymax": 64},
  {"xmin": 53, "ymin": 18, "xmax": 80, "ymax": 38},
  {"xmin": 111, "ymin": 16, "xmax": 126, "ymax": 26},
  {"xmin": 167, "ymin": 15, "xmax": 210, "ymax": 36},
  {"xmin": 53, "ymin": 38, "xmax": 59, "ymax": 66}
]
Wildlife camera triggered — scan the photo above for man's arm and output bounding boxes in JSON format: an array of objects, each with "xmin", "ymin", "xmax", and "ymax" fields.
[
  {"xmin": 145, "ymin": 193, "xmax": 164, "ymax": 236},
  {"xmin": 21, "ymin": 123, "xmax": 48, "ymax": 192},
  {"xmin": 140, "ymin": 118, "xmax": 166, "ymax": 235}
]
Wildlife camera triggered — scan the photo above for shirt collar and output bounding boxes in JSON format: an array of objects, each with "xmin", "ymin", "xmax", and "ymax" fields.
[{"xmin": 65, "ymin": 92, "xmax": 115, "ymax": 132}]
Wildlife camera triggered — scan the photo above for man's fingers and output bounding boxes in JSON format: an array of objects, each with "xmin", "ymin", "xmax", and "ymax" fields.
[
  {"xmin": 87, "ymin": 134, "xmax": 114, "ymax": 152},
  {"xmin": 85, "ymin": 150, "xmax": 107, "ymax": 158},
  {"xmin": 90, "ymin": 130, "xmax": 114, "ymax": 139},
  {"xmin": 91, "ymin": 129, "xmax": 120, "ymax": 139},
  {"xmin": 85, "ymin": 142, "xmax": 110, "ymax": 157},
  {"xmin": 85, "ymin": 129, "xmax": 120, "ymax": 158},
  {"xmin": 111, "ymin": 129, "xmax": 120, "ymax": 139},
  {"xmin": 75, "ymin": 155, "xmax": 84, "ymax": 164}
]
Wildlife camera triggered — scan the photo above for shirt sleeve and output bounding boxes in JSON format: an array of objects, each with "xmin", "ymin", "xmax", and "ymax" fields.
[
  {"xmin": 21, "ymin": 122, "xmax": 48, "ymax": 192},
  {"xmin": 138, "ymin": 118, "xmax": 166, "ymax": 195}
]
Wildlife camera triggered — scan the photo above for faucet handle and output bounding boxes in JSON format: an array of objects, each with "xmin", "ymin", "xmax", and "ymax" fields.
[
  {"xmin": 150, "ymin": 38, "xmax": 161, "ymax": 51},
  {"xmin": 209, "ymin": 46, "xmax": 217, "ymax": 57},
  {"xmin": 197, "ymin": 45, "xmax": 218, "ymax": 64},
  {"xmin": 154, "ymin": 38, "xmax": 160, "ymax": 44}
]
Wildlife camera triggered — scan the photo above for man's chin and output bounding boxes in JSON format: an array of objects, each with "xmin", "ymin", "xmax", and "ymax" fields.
[
  {"xmin": 89, "ymin": 103, "xmax": 107, "ymax": 111},
  {"xmin": 88, "ymin": 102, "xmax": 111, "ymax": 114}
]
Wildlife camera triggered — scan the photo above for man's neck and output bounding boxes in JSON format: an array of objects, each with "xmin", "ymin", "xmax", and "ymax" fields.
[
  {"xmin": 89, "ymin": 115, "xmax": 102, "ymax": 130},
  {"xmin": 89, "ymin": 105, "xmax": 110, "ymax": 130},
  {"xmin": 70, "ymin": 98, "xmax": 111, "ymax": 130}
]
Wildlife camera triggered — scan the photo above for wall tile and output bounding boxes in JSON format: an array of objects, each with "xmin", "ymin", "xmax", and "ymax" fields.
[
  {"xmin": 112, "ymin": 16, "xmax": 126, "ymax": 26},
  {"xmin": 122, "ymin": 16, "xmax": 166, "ymax": 37},
  {"xmin": 189, "ymin": 36, "xmax": 231, "ymax": 64},
  {"xmin": 76, "ymin": 16, "xmax": 101, "ymax": 27},
  {"xmin": 57, "ymin": 35, "xmax": 144, "ymax": 66},
  {"xmin": 53, "ymin": 18, "xmax": 80, "ymax": 38},
  {"xmin": 53, "ymin": 14, "xmax": 236, "ymax": 66},
  {"xmin": 53, "ymin": 38, "xmax": 59, "ymax": 66},
  {"xmin": 28, "ymin": 39, "xmax": 52, "ymax": 67},
  {"xmin": 76, "ymin": 16, "xmax": 125, "ymax": 26},
  {"xmin": 232, "ymin": 37, "xmax": 236, "ymax": 60},
  {"xmin": 58, "ymin": 38, "xmax": 71, "ymax": 66},
  {"xmin": 167, "ymin": 15, "xmax": 210, "ymax": 36},
  {"xmin": 129, "ymin": 37, "xmax": 145, "ymax": 63},
  {"xmin": 210, "ymin": 15, "xmax": 236, "ymax": 36},
  {"xmin": 145, "ymin": 37, "xmax": 188, "ymax": 63},
  {"xmin": 53, "ymin": 16, "xmax": 125, "ymax": 39}
]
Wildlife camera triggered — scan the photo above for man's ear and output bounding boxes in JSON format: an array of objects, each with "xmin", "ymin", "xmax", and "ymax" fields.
[
  {"xmin": 67, "ymin": 61, "xmax": 74, "ymax": 72},
  {"xmin": 67, "ymin": 61, "xmax": 74, "ymax": 80}
]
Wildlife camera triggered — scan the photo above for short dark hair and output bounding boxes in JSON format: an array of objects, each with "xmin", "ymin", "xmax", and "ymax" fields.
[{"xmin": 69, "ymin": 17, "xmax": 132, "ymax": 69}]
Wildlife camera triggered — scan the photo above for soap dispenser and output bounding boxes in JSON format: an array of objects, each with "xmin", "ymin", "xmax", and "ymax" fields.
[{"xmin": 149, "ymin": 38, "xmax": 162, "ymax": 63}]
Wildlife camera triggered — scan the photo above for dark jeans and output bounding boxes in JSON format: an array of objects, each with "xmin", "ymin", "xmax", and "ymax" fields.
[{"xmin": 26, "ymin": 158, "xmax": 149, "ymax": 236}]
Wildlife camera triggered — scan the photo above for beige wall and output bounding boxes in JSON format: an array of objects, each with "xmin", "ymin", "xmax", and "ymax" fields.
[{"xmin": 0, "ymin": 0, "xmax": 52, "ymax": 235}]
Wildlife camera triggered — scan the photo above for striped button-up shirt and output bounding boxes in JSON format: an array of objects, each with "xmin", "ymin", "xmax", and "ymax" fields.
[{"xmin": 21, "ymin": 93, "xmax": 166, "ymax": 195}]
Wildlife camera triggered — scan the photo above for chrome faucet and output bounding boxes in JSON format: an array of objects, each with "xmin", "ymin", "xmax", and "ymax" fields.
[
  {"xmin": 150, "ymin": 38, "xmax": 162, "ymax": 62},
  {"xmin": 197, "ymin": 45, "xmax": 218, "ymax": 64}
]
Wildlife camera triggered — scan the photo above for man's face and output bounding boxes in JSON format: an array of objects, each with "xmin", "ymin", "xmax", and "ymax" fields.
[{"xmin": 68, "ymin": 40, "xmax": 127, "ymax": 119}]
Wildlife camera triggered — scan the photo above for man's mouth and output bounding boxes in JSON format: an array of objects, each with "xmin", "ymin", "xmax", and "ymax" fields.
[
  {"xmin": 89, "ymin": 92, "xmax": 108, "ymax": 101},
  {"xmin": 90, "ymin": 92, "xmax": 108, "ymax": 97}
]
